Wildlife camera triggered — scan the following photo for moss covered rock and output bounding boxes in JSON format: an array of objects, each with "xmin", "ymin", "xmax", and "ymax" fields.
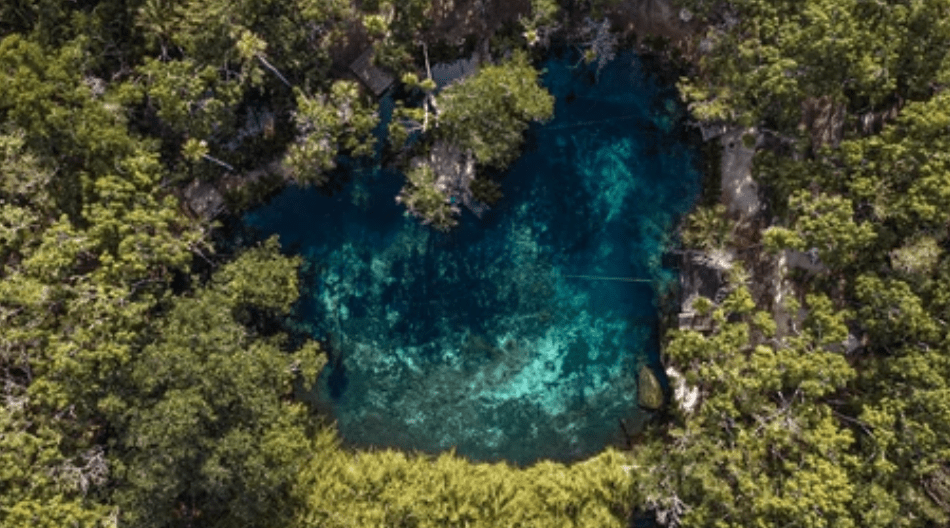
[{"xmin": 637, "ymin": 365, "xmax": 664, "ymax": 410}]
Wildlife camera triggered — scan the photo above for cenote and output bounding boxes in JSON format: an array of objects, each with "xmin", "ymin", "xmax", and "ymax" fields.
[{"xmin": 241, "ymin": 49, "xmax": 701, "ymax": 466}]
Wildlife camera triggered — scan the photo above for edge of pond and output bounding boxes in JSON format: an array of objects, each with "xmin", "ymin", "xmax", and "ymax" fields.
[{"xmin": 207, "ymin": 41, "xmax": 724, "ymax": 461}]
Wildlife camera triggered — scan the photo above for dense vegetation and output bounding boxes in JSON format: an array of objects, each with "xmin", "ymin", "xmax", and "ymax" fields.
[
  {"xmin": 1, "ymin": 0, "xmax": 950, "ymax": 527},
  {"xmin": 644, "ymin": 1, "xmax": 950, "ymax": 526}
]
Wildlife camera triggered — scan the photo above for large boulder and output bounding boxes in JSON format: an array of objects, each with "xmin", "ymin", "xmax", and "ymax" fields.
[{"xmin": 637, "ymin": 365, "xmax": 664, "ymax": 410}]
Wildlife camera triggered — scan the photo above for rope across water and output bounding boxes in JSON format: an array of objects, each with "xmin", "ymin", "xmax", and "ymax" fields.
[{"xmin": 562, "ymin": 274, "xmax": 653, "ymax": 283}]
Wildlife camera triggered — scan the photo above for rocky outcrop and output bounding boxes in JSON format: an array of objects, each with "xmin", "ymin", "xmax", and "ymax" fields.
[
  {"xmin": 856, "ymin": 99, "xmax": 903, "ymax": 137},
  {"xmin": 720, "ymin": 127, "xmax": 763, "ymax": 221},
  {"xmin": 637, "ymin": 365, "xmax": 665, "ymax": 410},
  {"xmin": 800, "ymin": 96, "xmax": 847, "ymax": 153},
  {"xmin": 182, "ymin": 179, "xmax": 226, "ymax": 220},
  {"xmin": 665, "ymin": 366, "xmax": 700, "ymax": 416},
  {"xmin": 610, "ymin": 0, "xmax": 701, "ymax": 42},
  {"xmin": 673, "ymin": 249, "xmax": 728, "ymax": 332}
]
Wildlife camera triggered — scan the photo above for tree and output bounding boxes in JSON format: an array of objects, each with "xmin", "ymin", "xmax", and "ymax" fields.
[
  {"xmin": 521, "ymin": 0, "xmax": 562, "ymax": 48},
  {"xmin": 0, "ymin": 35, "xmax": 206, "ymax": 527},
  {"xmin": 784, "ymin": 190, "xmax": 876, "ymax": 271},
  {"xmin": 1, "ymin": 370, "xmax": 115, "ymax": 528},
  {"xmin": 393, "ymin": 50, "xmax": 553, "ymax": 229},
  {"xmin": 574, "ymin": 17, "xmax": 618, "ymax": 79},
  {"xmin": 395, "ymin": 163, "xmax": 459, "ymax": 231},
  {"xmin": 285, "ymin": 82, "xmax": 379, "ymax": 186},
  {"xmin": 436, "ymin": 49, "xmax": 554, "ymax": 169},
  {"xmin": 107, "ymin": 238, "xmax": 326, "ymax": 528},
  {"xmin": 365, "ymin": 0, "xmax": 434, "ymax": 75},
  {"xmin": 631, "ymin": 284, "xmax": 858, "ymax": 527},
  {"xmin": 679, "ymin": 203, "xmax": 736, "ymax": 252},
  {"xmin": 675, "ymin": 0, "xmax": 950, "ymax": 131}
]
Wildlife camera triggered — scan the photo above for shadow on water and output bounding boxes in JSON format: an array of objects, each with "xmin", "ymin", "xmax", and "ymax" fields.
[
  {"xmin": 242, "ymin": 47, "xmax": 702, "ymax": 467},
  {"xmin": 327, "ymin": 351, "xmax": 349, "ymax": 399}
]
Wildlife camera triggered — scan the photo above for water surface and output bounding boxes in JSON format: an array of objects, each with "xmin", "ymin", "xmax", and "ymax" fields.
[{"xmin": 243, "ymin": 50, "xmax": 700, "ymax": 466}]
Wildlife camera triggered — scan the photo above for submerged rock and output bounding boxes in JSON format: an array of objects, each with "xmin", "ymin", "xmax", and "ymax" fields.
[{"xmin": 637, "ymin": 365, "xmax": 664, "ymax": 410}]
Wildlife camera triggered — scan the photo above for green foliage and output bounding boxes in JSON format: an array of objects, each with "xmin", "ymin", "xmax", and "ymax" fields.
[
  {"xmin": 0, "ymin": 33, "xmax": 208, "ymax": 528},
  {"xmin": 437, "ymin": 50, "xmax": 554, "ymax": 169},
  {"xmin": 4, "ymin": 1, "xmax": 950, "ymax": 527},
  {"xmin": 838, "ymin": 90, "xmax": 950, "ymax": 235},
  {"xmin": 136, "ymin": 0, "xmax": 349, "ymax": 83},
  {"xmin": 636, "ymin": 285, "xmax": 858, "ymax": 527},
  {"xmin": 0, "ymin": 382, "xmax": 115, "ymax": 528},
  {"xmin": 286, "ymin": 82, "xmax": 379, "ymax": 186},
  {"xmin": 889, "ymin": 235, "xmax": 942, "ymax": 278},
  {"xmin": 743, "ymin": 75, "xmax": 950, "ymax": 524},
  {"xmin": 294, "ymin": 437, "xmax": 635, "ymax": 527},
  {"xmin": 762, "ymin": 225, "xmax": 806, "ymax": 254},
  {"xmin": 521, "ymin": 0, "xmax": 562, "ymax": 47},
  {"xmin": 676, "ymin": 0, "xmax": 950, "ymax": 130},
  {"xmin": 108, "ymin": 238, "xmax": 326, "ymax": 528},
  {"xmin": 802, "ymin": 293, "xmax": 851, "ymax": 348},
  {"xmin": 852, "ymin": 307, "xmax": 950, "ymax": 526},
  {"xmin": 786, "ymin": 190, "xmax": 877, "ymax": 270},
  {"xmin": 136, "ymin": 57, "xmax": 243, "ymax": 140},
  {"xmin": 679, "ymin": 203, "xmax": 735, "ymax": 251},
  {"xmin": 368, "ymin": 0, "xmax": 434, "ymax": 74},
  {"xmin": 854, "ymin": 274, "xmax": 939, "ymax": 348},
  {"xmin": 396, "ymin": 163, "xmax": 458, "ymax": 232},
  {"xmin": 387, "ymin": 101, "xmax": 425, "ymax": 151}
]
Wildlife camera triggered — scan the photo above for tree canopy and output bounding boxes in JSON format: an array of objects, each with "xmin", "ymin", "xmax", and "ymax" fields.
[{"xmin": 4, "ymin": 0, "xmax": 950, "ymax": 526}]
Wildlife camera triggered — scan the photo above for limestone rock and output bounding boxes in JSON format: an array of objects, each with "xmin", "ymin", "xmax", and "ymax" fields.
[
  {"xmin": 431, "ymin": 53, "xmax": 480, "ymax": 89},
  {"xmin": 665, "ymin": 366, "xmax": 700, "ymax": 416},
  {"xmin": 637, "ymin": 365, "xmax": 664, "ymax": 410},
  {"xmin": 612, "ymin": 0, "xmax": 698, "ymax": 41},
  {"xmin": 182, "ymin": 179, "xmax": 225, "ymax": 220},
  {"xmin": 720, "ymin": 127, "xmax": 762, "ymax": 221}
]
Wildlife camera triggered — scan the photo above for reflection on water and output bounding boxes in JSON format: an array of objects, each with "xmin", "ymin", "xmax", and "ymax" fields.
[{"xmin": 243, "ymin": 49, "xmax": 700, "ymax": 466}]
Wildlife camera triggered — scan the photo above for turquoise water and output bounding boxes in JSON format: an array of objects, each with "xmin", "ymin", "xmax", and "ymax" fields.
[{"xmin": 243, "ymin": 50, "xmax": 700, "ymax": 466}]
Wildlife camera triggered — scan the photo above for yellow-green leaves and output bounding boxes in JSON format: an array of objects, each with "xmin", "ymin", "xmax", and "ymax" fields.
[
  {"xmin": 137, "ymin": 57, "xmax": 238, "ymax": 140},
  {"xmin": 293, "ymin": 444, "xmax": 634, "ymax": 527},
  {"xmin": 762, "ymin": 226, "xmax": 805, "ymax": 254},
  {"xmin": 637, "ymin": 274, "xmax": 860, "ymax": 527},
  {"xmin": 854, "ymin": 274, "xmax": 940, "ymax": 346},
  {"xmin": 802, "ymin": 293, "xmax": 850, "ymax": 347},
  {"xmin": 181, "ymin": 138, "xmax": 209, "ymax": 163},
  {"xmin": 212, "ymin": 236, "xmax": 302, "ymax": 313},
  {"xmin": 891, "ymin": 235, "xmax": 942, "ymax": 278}
]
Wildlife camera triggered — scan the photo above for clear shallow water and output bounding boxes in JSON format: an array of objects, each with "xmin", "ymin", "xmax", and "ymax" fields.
[{"xmin": 243, "ymin": 50, "xmax": 700, "ymax": 466}]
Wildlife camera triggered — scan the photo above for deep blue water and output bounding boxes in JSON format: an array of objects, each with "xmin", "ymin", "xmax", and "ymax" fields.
[{"xmin": 243, "ymin": 50, "xmax": 700, "ymax": 466}]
